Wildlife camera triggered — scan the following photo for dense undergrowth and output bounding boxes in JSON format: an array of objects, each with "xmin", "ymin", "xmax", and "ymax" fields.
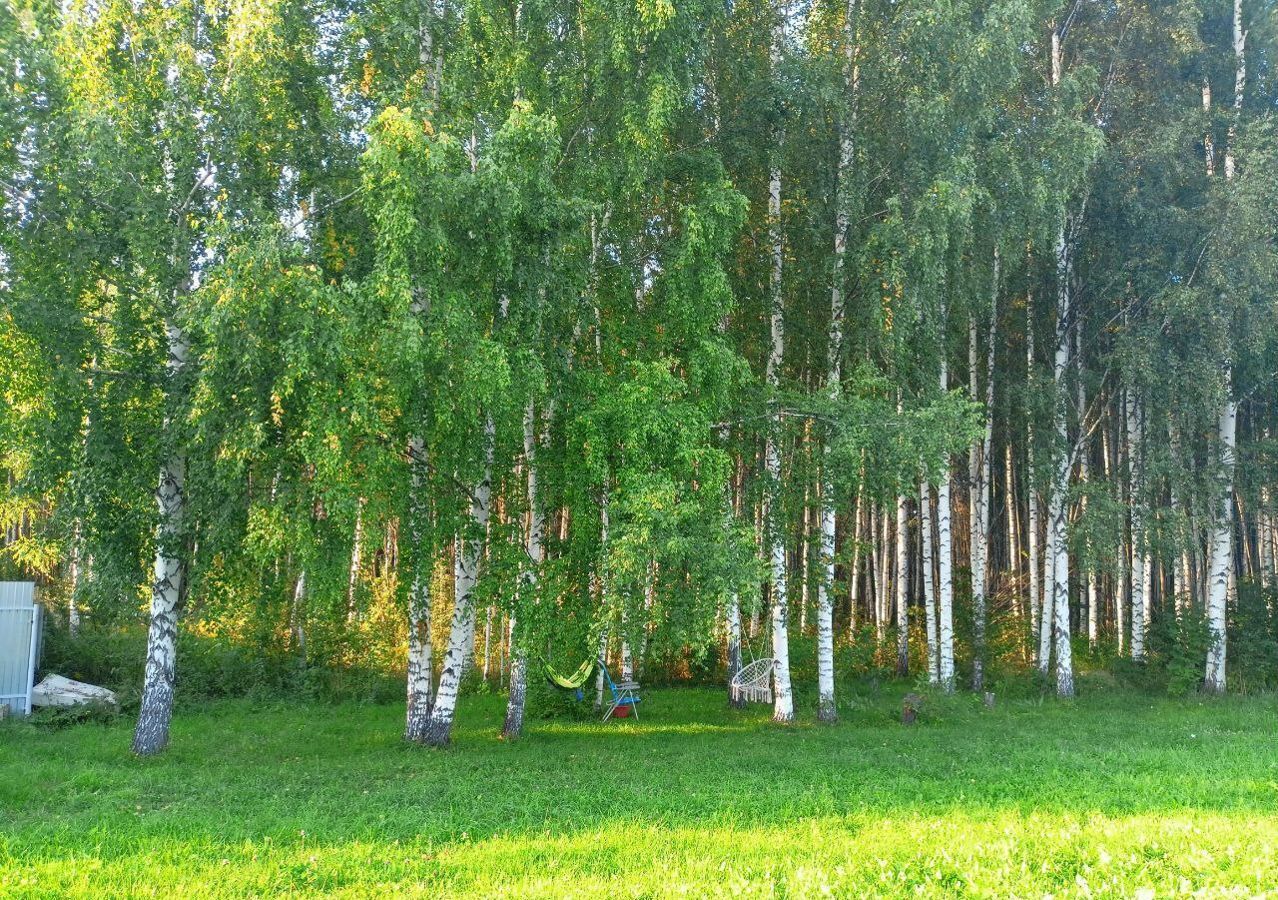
[{"xmin": 35, "ymin": 578, "xmax": 1278, "ymax": 726}]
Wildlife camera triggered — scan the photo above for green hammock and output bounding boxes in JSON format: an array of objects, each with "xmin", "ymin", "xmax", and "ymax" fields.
[{"xmin": 545, "ymin": 658, "xmax": 595, "ymax": 691}]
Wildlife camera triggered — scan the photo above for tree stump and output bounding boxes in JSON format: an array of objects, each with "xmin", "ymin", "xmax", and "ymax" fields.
[{"xmin": 902, "ymin": 693, "xmax": 922, "ymax": 725}]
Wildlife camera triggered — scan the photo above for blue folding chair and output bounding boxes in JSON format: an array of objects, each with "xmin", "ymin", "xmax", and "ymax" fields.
[{"xmin": 599, "ymin": 659, "xmax": 641, "ymax": 721}]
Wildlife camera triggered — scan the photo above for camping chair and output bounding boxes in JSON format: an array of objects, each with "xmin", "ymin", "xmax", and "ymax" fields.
[{"xmin": 599, "ymin": 660, "xmax": 641, "ymax": 721}]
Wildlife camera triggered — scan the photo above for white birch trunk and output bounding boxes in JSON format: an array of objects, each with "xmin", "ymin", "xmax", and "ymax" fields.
[
  {"xmin": 765, "ymin": 25, "xmax": 794, "ymax": 720},
  {"xmin": 894, "ymin": 490, "xmax": 908, "ymax": 677},
  {"xmin": 799, "ymin": 484, "xmax": 811, "ymax": 635},
  {"xmin": 1126, "ymin": 389, "xmax": 1148, "ymax": 661},
  {"xmin": 766, "ymin": 435, "xmax": 794, "ymax": 721},
  {"xmin": 68, "ymin": 518, "xmax": 83, "ymax": 636},
  {"xmin": 872, "ymin": 506, "xmax": 885, "ymax": 642},
  {"xmin": 482, "ymin": 606, "xmax": 493, "ymax": 681},
  {"xmin": 937, "ymin": 364, "xmax": 955, "ymax": 692},
  {"xmin": 815, "ymin": 0, "xmax": 857, "ymax": 720},
  {"xmin": 346, "ymin": 498, "xmax": 365, "ymax": 622},
  {"xmin": 1026, "ymin": 293, "xmax": 1042, "ymax": 665},
  {"xmin": 848, "ymin": 483, "xmax": 864, "ymax": 637},
  {"xmin": 1074, "ymin": 323, "xmax": 1099, "ymax": 651},
  {"xmin": 1224, "ymin": 0, "xmax": 1245, "ymax": 181},
  {"xmin": 1039, "ymin": 498, "xmax": 1056, "ymax": 672},
  {"xmin": 1203, "ymin": 78, "xmax": 1216, "ymax": 177},
  {"xmin": 620, "ymin": 628, "xmax": 633, "ymax": 681},
  {"xmin": 816, "ymin": 465, "xmax": 837, "ymax": 721},
  {"xmin": 727, "ymin": 455, "xmax": 745, "ymax": 707},
  {"xmin": 423, "ymin": 416, "xmax": 493, "ymax": 746},
  {"xmin": 1106, "ymin": 421, "xmax": 1126, "ymax": 654},
  {"xmin": 1259, "ymin": 485, "xmax": 1273, "ymax": 591},
  {"xmin": 637, "ymin": 563, "xmax": 655, "ymax": 679},
  {"xmin": 1204, "ymin": 0, "xmax": 1245, "ymax": 694},
  {"xmin": 595, "ymin": 486, "xmax": 611, "ymax": 710},
  {"xmin": 405, "ymin": 438, "xmax": 434, "ymax": 742},
  {"xmin": 1005, "ymin": 445, "xmax": 1021, "ymax": 623},
  {"xmin": 968, "ymin": 253, "xmax": 997, "ymax": 690},
  {"xmin": 1049, "ymin": 217, "xmax": 1075, "ymax": 698},
  {"xmin": 132, "ymin": 322, "xmax": 189, "ymax": 757},
  {"xmin": 1204, "ymin": 388, "xmax": 1237, "ymax": 694},
  {"xmin": 921, "ymin": 477, "xmax": 939, "ymax": 684},
  {"xmin": 727, "ymin": 587, "xmax": 744, "ymax": 708},
  {"xmin": 289, "ymin": 567, "xmax": 308, "ymax": 661},
  {"xmin": 503, "ymin": 401, "xmax": 544, "ymax": 739},
  {"xmin": 594, "ymin": 632, "xmax": 608, "ymax": 709}
]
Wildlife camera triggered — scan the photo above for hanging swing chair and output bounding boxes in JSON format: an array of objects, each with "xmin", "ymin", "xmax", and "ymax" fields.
[{"xmin": 730, "ymin": 657, "xmax": 776, "ymax": 705}]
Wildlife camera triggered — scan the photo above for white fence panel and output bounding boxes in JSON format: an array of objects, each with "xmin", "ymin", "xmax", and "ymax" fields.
[{"xmin": 0, "ymin": 582, "xmax": 40, "ymax": 716}]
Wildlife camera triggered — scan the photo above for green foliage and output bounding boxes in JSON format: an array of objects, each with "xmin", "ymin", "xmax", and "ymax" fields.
[
  {"xmin": 1227, "ymin": 581, "xmax": 1278, "ymax": 695},
  {"xmin": 1150, "ymin": 604, "xmax": 1214, "ymax": 698},
  {"xmin": 2, "ymin": 0, "xmax": 1277, "ymax": 765},
  {"xmin": 25, "ymin": 699, "xmax": 121, "ymax": 732},
  {"xmin": 39, "ymin": 622, "xmax": 402, "ymax": 706}
]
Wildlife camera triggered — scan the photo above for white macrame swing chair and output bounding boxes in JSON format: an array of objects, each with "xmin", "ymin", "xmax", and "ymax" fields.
[{"xmin": 729, "ymin": 655, "xmax": 776, "ymax": 705}]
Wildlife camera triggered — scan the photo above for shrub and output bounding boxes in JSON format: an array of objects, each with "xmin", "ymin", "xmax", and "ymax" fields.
[{"xmin": 27, "ymin": 700, "xmax": 121, "ymax": 731}]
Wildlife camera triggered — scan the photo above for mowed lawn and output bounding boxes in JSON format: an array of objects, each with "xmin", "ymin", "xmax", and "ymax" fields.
[{"xmin": 3, "ymin": 682, "xmax": 1278, "ymax": 898}]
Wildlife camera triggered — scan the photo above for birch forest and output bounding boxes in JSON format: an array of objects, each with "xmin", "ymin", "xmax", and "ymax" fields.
[{"xmin": 2, "ymin": 0, "xmax": 1278, "ymax": 757}]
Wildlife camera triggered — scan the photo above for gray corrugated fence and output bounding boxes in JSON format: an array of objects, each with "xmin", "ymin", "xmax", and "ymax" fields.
[{"xmin": 0, "ymin": 582, "xmax": 41, "ymax": 716}]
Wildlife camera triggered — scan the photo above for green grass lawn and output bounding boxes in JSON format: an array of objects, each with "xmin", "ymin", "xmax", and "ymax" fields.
[{"xmin": 3, "ymin": 680, "xmax": 1278, "ymax": 898}]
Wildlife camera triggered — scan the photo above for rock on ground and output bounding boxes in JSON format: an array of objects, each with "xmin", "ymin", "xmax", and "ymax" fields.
[{"xmin": 31, "ymin": 674, "xmax": 118, "ymax": 709}]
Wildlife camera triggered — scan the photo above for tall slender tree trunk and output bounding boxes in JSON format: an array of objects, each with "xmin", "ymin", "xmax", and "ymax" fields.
[
  {"xmin": 346, "ymin": 498, "xmax": 365, "ymax": 622},
  {"xmin": 132, "ymin": 322, "xmax": 189, "ymax": 757},
  {"xmin": 503, "ymin": 401, "xmax": 544, "ymax": 739},
  {"xmin": 1099, "ymin": 420, "xmax": 1123, "ymax": 652},
  {"xmin": 727, "ymin": 455, "xmax": 745, "ymax": 707},
  {"xmin": 872, "ymin": 506, "xmax": 885, "ymax": 642},
  {"xmin": 799, "ymin": 483, "xmax": 811, "ymax": 635},
  {"xmin": 289, "ymin": 567, "xmax": 308, "ymax": 662},
  {"xmin": 764, "ymin": 2, "xmax": 794, "ymax": 722},
  {"xmin": 816, "ymin": 465, "xmax": 837, "ymax": 720},
  {"xmin": 1205, "ymin": 387, "xmax": 1238, "ymax": 693},
  {"xmin": 1026, "ymin": 292, "xmax": 1043, "ymax": 666},
  {"xmin": 848, "ymin": 484, "xmax": 864, "ymax": 637},
  {"xmin": 894, "ymin": 490, "xmax": 909, "ymax": 677},
  {"xmin": 1048, "ymin": 211, "xmax": 1076, "ymax": 698},
  {"xmin": 405, "ymin": 439, "xmax": 434, "ymax": 742},
  {"xmin": 969, "ymin": 252, "xmax": 997, "ymax": 691},
  {"xmin": 814, "ymin": 0, "xmax": 858, "ymax": 722},
  {"xmin": 423, "ymin": 418, "xmax": 494, "ymax": 747},
  {"xmin": 68, "ymin": 518, "xmax": 84, "ymax": 636},
  {"xmin": 1124, "ymin": 390, "xmax": 1146, "ymax": 660},
  {"xmin": 404, "ymin": 5, "xmax": 441, "ymax": 743},
  {"xmin": 765, "ymin": 434, "xmax": 794, "ymax": 722},
  {"xmin": 1005, "ymin": 444, "xmax": 1021, "ymax": 627},
  {"xmin": 595, "ymin": 480, "xmax": 613, "ymax": 711},
  {"xmin": 1205, "ymin": 0, "xmax": 1245, "ymax": 695},
  {"xmin": 727, "ymin": 589, "xmax": 744, "ymax": 708},
  {"xmin": 937, "ymin": 364, "xmax": 956, "ymax": 692},
  {"xmin": 921, "ymin": 477, "xmax": 939, "ymax": 684},
  {"xmin": 1259, "ymin": 484, "xmax": 1273, "ymax": 590},
  {"xmin": 1076, "ymin": 319, "xmax": 1097, "ymax": 651}
]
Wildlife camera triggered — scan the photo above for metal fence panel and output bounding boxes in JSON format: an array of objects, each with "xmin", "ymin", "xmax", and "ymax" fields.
[{"xmin": 0, "ymin": 582, "xmax": 39, "ymax": 716}]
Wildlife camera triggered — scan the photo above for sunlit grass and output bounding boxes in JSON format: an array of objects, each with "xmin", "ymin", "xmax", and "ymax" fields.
[{"xmin": 3, "ymin": 681, "xmax": 1278, "ymax": 897}]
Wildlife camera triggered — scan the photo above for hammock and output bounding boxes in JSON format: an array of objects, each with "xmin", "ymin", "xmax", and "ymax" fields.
[
  {"xmin": 729, "ymin": 657, "xmax": 775, "ymax": 704},
  {"xmin": 545, "ymin": 658, "xmax": 595, "ymax": 691}
]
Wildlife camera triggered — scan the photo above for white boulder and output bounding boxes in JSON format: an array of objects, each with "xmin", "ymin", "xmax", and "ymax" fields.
[{"xmin": 31, "ymin": 674, "xmax": 118, "ymax": 709}]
